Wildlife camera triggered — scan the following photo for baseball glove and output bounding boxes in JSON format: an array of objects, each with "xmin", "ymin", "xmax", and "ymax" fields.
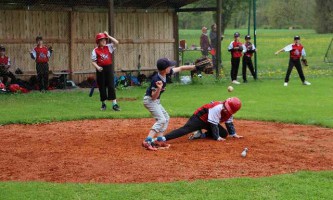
[
  {"xmin": 301, "ymin": 58, "xmax": 308, "ymax": 66},
  {"xmin": 195, "ymin": 57, "xmax": 213, "ymax": 74}
]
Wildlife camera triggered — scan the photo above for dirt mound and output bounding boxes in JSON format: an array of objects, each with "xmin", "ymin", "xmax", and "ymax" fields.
[{"xmin": 0, "ymin": 118, "xmax": 332, "ymax": 183}]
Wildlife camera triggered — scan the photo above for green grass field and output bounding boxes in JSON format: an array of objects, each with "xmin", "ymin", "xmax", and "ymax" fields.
[
  {"xmin": 0, "ymin": 29, "xmax": 332, "ymax": 199},
  {"xmin": 1, "ymin": 171, "xmax": 332, "ymax": 200},
  {"xmin": 180, "ymin": 29, "xmax": 333, "ymax": 78}
]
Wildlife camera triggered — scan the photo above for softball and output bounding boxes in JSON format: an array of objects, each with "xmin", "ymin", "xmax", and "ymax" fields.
[{"xmin": 227, "ymin": 86, "xmax": 234, "ymax": 92}]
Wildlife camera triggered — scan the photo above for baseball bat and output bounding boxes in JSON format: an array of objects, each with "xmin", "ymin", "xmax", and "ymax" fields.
[{"xmin": 89, "ymin": 80, "xmax": 96, "ymax": 97}]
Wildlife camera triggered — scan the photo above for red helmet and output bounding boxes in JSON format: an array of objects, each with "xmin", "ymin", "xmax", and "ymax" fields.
[
  {"xmin": 224, "ymin": 97, "xmax": 242, "ymax": 114},
  {"xmin": 95, "ymin": 33, "xmax": 108, "ymax": 43},
  {"xmin": 9, "ymin": 84, "xmax": 21, "ymax": 93}
]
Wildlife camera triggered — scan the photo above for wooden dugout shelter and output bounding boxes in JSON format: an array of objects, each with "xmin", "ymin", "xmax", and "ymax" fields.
[{"xmin": 0, "ymin": 0, "xmax": 224, "ymax": 82}]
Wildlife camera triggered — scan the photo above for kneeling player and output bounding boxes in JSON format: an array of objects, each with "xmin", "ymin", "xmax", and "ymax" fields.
[{"xmin": 162, "ymin": 97, "xmax": 243, "ymax": 143}]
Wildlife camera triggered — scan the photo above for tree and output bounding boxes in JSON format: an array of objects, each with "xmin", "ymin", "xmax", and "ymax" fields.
[
  {"xmin": 178, "ymin": 0, "xmax": 243, "ymax": 33},
  {"xmin": 315, "ymin": 0, "xmax": 333, "ymax": 33}
]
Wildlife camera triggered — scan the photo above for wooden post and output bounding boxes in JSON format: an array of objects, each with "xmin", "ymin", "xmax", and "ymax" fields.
[
  {"xmin": 216, "ymin": 0, "xmax": 222, "ymax": 79},
  {"xmin": 173, "ymin": 11, "xmax": 180, "ymax": 81},
  {"xmin": 69, "ymin": 11, "xmax": 76, "ymax": 80},
  {"xmin": 108, "ymin": 0, "xmax": 115, "ymax": 67}
]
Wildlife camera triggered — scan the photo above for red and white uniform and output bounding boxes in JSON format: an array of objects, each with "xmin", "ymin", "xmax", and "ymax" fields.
[
  {"xmin": 283, "ymin": 43, "xmax": 306, "ymax": 59},
  {"xmin": 194, "ymin": 101, "xmax": 233, "ymax": 125},
  {"xmin": 243, "ymin": 43, "xmax": 256, "ymax": 58},
  {"xmin": 31, "ymin": 46, "xmax": 51, "ymax": 63},
  {"xmin": 0, "ymin": 56, "xmax": 10, "ymax": 66},
  {"xmin": 228, "ymin": 41, "xmax": 243, "ymax": 58},
  {"xmin": 91, "ymin": 43, "xmax": 115, "ymax": 66}
]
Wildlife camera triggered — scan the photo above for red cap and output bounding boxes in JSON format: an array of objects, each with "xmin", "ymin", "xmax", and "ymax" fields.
[{"xmin": 95, "ymin": 33, "xmax": 108, "ymax": 44}]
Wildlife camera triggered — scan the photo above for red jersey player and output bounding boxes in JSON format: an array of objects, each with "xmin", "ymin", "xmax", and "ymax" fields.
[
  {"xmin": 275, "ymin": 36, "xmax": 311, "ymax": 86},
  {"xmin": 228, "ymin": 32, "xmax": 243, "ymax": 84},
  {"xmin": 30, "ymin": 36, "xmax": 53, "ymax": 92},
  {"xmin": 91, "ymin": 31, "xmax": 120, "ymax": 111}
]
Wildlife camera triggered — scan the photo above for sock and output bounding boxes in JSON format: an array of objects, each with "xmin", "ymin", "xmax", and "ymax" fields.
[
  {"xmin": 102, "ymin": 101, "xmax": 105, "ymax": 105},
  {"xmin": 145, "ymin": 137, "xmax": 153, "ymax": 143},
  {"xmin": 157, "ymin": 136, "xmax": 166, "ymax": 141},
  {"xmin": 112, "ymin": 100, "xmax": 117, "ymax": 105}
]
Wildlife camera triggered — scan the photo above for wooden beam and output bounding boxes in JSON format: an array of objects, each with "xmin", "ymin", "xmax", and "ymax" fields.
[
  {"xmin": 69, "ymin": 11, "xmax": 76, "ymax": 79},
  {"xmin": 0, "ymin": 39, "xmax": 69, "ymax": 44},
  {"xmin": 216, "ymin": 0, "xmax": 222, "ymax": 79},
  {"xmin": 173, "ymin": 11, "xmax": 180, "ymax": 81},
  {"xmin": 0, "ymin": 39, "xmax": 175, "ymax": 44},
  {"xmin": 176, "ymin": 7, "xmax": 216, "ymax": 12},
  {"xmin": 109, "ymin": 0, "xmax": 115, "ymax": 67}
]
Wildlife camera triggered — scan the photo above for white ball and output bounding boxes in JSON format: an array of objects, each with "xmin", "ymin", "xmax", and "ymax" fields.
[{"xmin": 227, "ymin": 86, "xmax": 234, "ymax": 92}]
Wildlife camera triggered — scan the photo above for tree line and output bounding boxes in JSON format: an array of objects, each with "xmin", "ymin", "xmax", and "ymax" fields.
[{"xmin": 178, "ymin": 0, "xmax": 333, "ymax": 33}]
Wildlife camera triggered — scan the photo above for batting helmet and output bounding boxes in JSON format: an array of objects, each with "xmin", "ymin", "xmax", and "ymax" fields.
[
  {"xmin": 224, "ymin": 97, "xmax": 242, "ymax": 114},
  {"xmin": 294, "ymin": 35, "xmax": 301, "ymax": 40},
  {"xmin": 0, "ymin": 82, "xmax": 5, "ymax": 89},
  {"xmin": 156, "ymin": 58, "xmax": 176, "ymax": 71},
  {"xmin": 245, "ymin": 35, "xmax": 251, "ymax": 40},
  {"xmin": 9, "ymin": 84, "xmax": 21, "ymax": 93},
  {"xmin": 234, "ymin": 32, "xmax": 240, "ymax": 37},
  {"xmin": 96, "ymin": 33, "xmax": 108, "ymax": 43}
]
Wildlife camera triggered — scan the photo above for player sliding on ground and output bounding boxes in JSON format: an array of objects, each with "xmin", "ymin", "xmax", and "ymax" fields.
[
  {"xmin": 142, "ymin": 57, "xmax": 212, "ymax": 151},
  {"xmin": 163, "ymin": 97, "xmax": 243, "ymax": 143}
]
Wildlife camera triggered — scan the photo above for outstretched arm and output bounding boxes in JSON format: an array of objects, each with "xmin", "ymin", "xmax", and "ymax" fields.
[
  {"xmin": 172, "ymin": 65, "xmax": 196, "ymax": 73},
  {"xmin": 275, "ymin": 48, "xmax": 285, "ymax": 55}
]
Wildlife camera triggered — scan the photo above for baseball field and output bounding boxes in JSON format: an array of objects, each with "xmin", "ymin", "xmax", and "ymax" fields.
[{"xmin": 0, "ymin": 29, "xmax": 332, "ymax": 199}]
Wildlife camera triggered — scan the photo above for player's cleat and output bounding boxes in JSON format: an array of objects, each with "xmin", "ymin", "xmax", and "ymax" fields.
[
  {"xmin": 188, "ymin": 130, "xmax": 203, "ymax": 140},
  {"xmin": 284, "ymin": 82, "xmax": 288, "ymax": 86},
  {"xmin": 112, "ymin": 104, "xmax": 121, "ymax": 111},
  {"xmin": 153, "ymin": 140, "xmax": 171, "ymax": 149},
  {"xmin": 101, "ymin": 103, "xmax": 107, "ymax": 111},
  {"xmin": 303, "ymin": 81, "xmax": 311, "ymax": 85},
  {"xmin": 142, "ymin": 141, "xmax": 157, "ymax": 151},
  {"xmin": 243, "ymin": 80, "xmax": 248, "ymax": 83},
  {"xmin": 230, "ymin": 134, "xmax": 243, "ymax": 138},
  {"xmin": 232, "ymin": 80, "xmax": 240, "ymax": 84}
]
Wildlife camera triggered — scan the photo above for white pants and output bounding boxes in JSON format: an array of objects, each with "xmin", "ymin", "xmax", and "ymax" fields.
[{"xmin": 143, "ymin": 96, "xmax": 170, "ymax": 133}]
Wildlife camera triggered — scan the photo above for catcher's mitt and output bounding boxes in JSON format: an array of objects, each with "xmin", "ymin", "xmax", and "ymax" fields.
[
  {"xmin": 195, "ymin": 57, "xmax": 213, "ymax": 74},
  {"xmin": 301, "ymin": 58, "xmax": 308, "ymax": 66}
]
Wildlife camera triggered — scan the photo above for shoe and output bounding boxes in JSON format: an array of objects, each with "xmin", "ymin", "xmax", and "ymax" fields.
[
  {"xmin": 153, "ymin": 140, "xmax": 171, "ymax": 149},
  {"xmin": 230, "ymin": 134, "xmax": 243, "ymax": 138},
  {"xmin": 284, "ymin": 82, "xmax": 288, "ymax": 86},
  {"xmin": 232, "ymin": 80, "xmax": 240, "ymax": 84},
  {"xmin": 303, "ymin": 81, "xmax": 311, "ymax": 85},
  {"xmin": 142, "ymin": 141, "xmax": 157, "ymax": 151},
  {"xmin": 112, "ymin": 104, "xmax": 121, "ymax": 111},
  {"xmin": 188, "ymin": 130, "xmax": 203, "ymax": 140},
  {"xmin": 101, "ymin": 103, "xmax": 106, "ymax": 111},
  {"xmin": 243, "ymin": 80, "xmax": 248, "ymax": 83}
]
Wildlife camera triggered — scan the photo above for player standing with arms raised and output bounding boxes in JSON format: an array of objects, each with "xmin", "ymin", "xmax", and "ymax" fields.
[
  {"xmin": 275, "ymin": 36, "xmax": 311, "ymax": 86},
  {"xmin": 228, "ymin": 32, "xmax": 243, "ymax": 84},
  {"xmin": 242, "ymin": 35, "xmax": 257, "ymax": 83},
  {"xmin": 30, "ymin": 36, "xmax": 53, "ymax": 92},
  {"xmin": 91, "ymin": 31, "xmax": 120, "ymax": 111}
]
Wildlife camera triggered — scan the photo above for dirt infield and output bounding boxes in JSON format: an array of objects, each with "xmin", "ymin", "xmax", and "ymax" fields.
[{"xmin": 0, "ymin": 118, "xmax": 332, "ymax": 183}]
